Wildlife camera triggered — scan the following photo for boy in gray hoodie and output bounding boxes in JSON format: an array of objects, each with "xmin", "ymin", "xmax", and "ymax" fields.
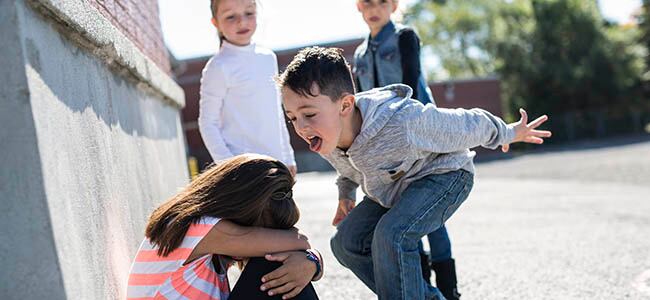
[{"xmin": 277, "ymin": 47, "xmax": 551, "ymax": 300}]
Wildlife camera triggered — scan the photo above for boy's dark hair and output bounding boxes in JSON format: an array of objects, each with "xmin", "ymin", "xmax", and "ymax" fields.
[{"xmin": 277, "ymin": 47, "xmax": 356, "ymax": 101}]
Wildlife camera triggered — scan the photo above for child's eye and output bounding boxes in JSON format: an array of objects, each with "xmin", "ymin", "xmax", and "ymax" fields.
[{"xmin": 305, "ymin": 114, "xmax": 316, "ymax": 119}]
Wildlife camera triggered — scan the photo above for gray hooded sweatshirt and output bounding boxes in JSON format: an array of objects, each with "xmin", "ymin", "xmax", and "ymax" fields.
[{"xmin": 323, "ymin": 84, "xmax": 516, "ymax": 208}]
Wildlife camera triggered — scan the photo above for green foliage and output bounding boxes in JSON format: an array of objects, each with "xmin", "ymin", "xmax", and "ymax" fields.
[
  {"xmin": 639, "ymin": 0, "xmax": 650, "ymax": 75},
  {"xmin": 637, "ymin": 0, "xmax": 650, "ymax": 96},
  {"xmin": 405, "ymin": 0, "xmax": 503, "ymax": 79},
  {"xmin": 521, "ymin": 0, "xmax": 644, "ymax": 114},
  {"xmin": 407, "ymin": 0, "xmax": 646, "ymax": 127}
]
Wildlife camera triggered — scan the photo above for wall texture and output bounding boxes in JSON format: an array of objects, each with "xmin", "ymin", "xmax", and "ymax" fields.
[
  {"xmin": 88, "ymin": 0, "xmax": 170, "ymax": 73},
  {"xmin": 0, "ymin": 0, "xmax": 186, "ymax": 299}
]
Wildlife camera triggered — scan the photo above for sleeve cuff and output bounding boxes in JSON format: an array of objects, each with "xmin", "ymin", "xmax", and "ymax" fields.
[
  {"xmin": 506, "ymin": 124, "xmax": 517, "ymax": 144},
  {"xmin": 338, "ymin": 188, "xmax": 356, "ymax": 201}
]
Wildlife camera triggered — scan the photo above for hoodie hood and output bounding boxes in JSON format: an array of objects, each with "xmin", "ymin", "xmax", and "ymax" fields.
[{"xmin": 347, "ymin": 84, "xmax": 413, "ymax": 153}]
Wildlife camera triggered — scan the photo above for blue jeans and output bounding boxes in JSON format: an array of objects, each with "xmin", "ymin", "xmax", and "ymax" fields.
[
  {"xmin": 425, "ymin": 226, "xmax": 452, "ymax": 263},
  {"xmin": 330, "ymin": 170, "xmax": 473, "ymax": 300}
]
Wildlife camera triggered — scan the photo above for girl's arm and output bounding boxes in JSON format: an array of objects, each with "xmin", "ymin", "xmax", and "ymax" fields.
[
  {"xmin": 272, "ymin": 55, "xmax": 297, "ymax": 168},
  {"xmin": 194, "ymin": 220, "xmax": 310, "ymax": 258},
  {"xmin": 398, "ymin": 28, "xmax": 422, "ymax": 101},
  {"xmin": 277, "ymin": 103, "xmax": 296, "ymax": 168},
  {"xmin": 198, "ymin": 60, "xmax": 234, "ymax": 161}
]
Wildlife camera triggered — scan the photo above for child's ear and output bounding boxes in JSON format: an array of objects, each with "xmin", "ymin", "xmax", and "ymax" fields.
[
  {"xmin": 340, "ymin": 94, "xmax": 356, "ymax": 115},
  {"xmin": 356, "ymin": 1, "xmax": 363, "ymax": 12},
  {"xmin": 211, "ymin": 18, "xmax": 219, "ymax": 30}
]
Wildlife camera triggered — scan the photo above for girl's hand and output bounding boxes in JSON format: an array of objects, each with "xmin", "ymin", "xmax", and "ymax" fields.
[
  {"xmin": 502, "ymin": 109, "xmax": 552, "ymax": 152},
  {"xmin": 332, "ymin": 198, "xmax": 355, "ymax": 226},
  {"xmin": 260, "ymin": 251, "xmax": 317, "ymax": 299}
]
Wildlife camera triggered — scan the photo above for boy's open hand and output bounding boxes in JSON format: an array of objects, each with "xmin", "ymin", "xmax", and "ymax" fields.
[
  {"xmin": 332, "ymin": 199, "xmax": 355, "ymax": 226},
  {"xmin": 502, "ymin": 109, "xmax": 552, "ymax": 153}
]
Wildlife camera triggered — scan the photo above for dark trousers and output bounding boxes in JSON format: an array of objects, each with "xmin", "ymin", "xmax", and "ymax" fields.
[{"xmin": 229, "ymin": 257, "xmax": 319, "ymax": 300}]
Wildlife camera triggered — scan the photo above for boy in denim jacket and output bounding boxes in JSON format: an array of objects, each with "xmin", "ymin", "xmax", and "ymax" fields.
[
  {"xmin": 278, "ymin": 47, "xmax": 551, "ymax": 300},
  {"xmin": 353, "ymin": 0, "xmax": 453, "ymax": 296},
  {"xmin": 354, "ymin": 0, "xmax": 433, "ymax": 105}
]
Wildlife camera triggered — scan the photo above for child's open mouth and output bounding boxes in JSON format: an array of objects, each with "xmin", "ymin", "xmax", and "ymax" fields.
[{"xmin": 307, "ymin": 136, "xmax": 322, "ymax": 152}]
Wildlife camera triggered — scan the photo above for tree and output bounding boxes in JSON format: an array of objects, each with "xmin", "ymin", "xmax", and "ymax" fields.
[
  {"xmin": 405, "ymin": 0, "xmax": 505, "ymax": 79},
  {"xmin": 521, "ymin": 0, "xmax": 644, "ymax": 114},
  {"xmin": 406, "ymin": 0, "xmax": 536, "ymax": 120},
  {"xmin": 408, "ymin": 0, "xmax": 645, "ymax": 122},
  {"xmin": 637, "ymin": 0, "xmax": 650, "ymax": 92}
]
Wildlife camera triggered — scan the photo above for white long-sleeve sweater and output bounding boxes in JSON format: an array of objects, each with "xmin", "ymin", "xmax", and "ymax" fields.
[{"xmin": 198, "ymin": 41, "xmax": 295, "ymax": 167}]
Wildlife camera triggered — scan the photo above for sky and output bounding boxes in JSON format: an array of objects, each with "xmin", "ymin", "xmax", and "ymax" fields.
[{"xmin": 159, "ymin": 0, "xmax": 642, "ymax": 61}]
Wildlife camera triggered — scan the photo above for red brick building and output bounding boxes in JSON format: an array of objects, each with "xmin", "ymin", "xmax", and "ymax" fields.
[
  {"xmin": 174, "ymin": 39, "xmax": 503, "ymax": 171},
  {"xmin": 430, "ymin": 77, "xmax": 502, "ymax": 115},
  {"xmin": 90, "ymin": 0, "xmax": 171, "ymax": 73}
]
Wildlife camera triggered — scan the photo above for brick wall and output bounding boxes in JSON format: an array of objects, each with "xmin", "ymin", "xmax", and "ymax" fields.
[
  {"xmin": 430, "ymin": 78, "xmax": 502, "ymax": 117},
  {"xmin": 275, "ymin": 38, "xmax": 363, "ymax": 72},
  {"xmin": 89, "ymin": 0, "xmax": 171, "ymax": 73}
]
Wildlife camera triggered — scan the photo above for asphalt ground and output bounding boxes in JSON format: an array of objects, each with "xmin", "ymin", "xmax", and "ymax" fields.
[{"xmin": 289, "ymin": 136, "xmax": 650, "ymax": 299}]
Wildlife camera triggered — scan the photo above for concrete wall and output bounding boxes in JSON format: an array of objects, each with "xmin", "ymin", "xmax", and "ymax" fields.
[{"xmin": 0, "ymin": 1, "xmax": 187, "ymax": 299}]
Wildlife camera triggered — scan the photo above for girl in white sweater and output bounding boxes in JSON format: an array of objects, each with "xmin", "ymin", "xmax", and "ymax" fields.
[{"xmin": 199, "ymin": 0, "xmax": 296, "ymax": 175}]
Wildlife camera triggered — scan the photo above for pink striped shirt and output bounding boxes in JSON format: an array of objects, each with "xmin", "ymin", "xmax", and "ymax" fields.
[{"xmin": 127, "ymin": 216, "xmax": 230, "ymax": 300}]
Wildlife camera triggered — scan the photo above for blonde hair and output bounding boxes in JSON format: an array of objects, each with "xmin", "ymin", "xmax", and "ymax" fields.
[
  {"xmin": 357, "ymin": 0, "xmax": 399, "ymax": 3},
  {"xmin": 209, "ymin": 0, "xmax": 259, "ymax": 45},
  {"xmin": 356, "ymin": 0, "xmax": 404, "ymax": 22}
]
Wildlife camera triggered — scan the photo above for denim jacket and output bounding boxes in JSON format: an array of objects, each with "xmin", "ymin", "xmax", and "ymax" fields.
[{"xmin": 353, "ymin": 21, "xmax": 434, "ymax": 105}]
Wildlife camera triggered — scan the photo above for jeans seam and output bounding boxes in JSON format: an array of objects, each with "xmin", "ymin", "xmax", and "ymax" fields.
[
  {"xmin": 396, "ymin": 171, "xmax": 464, "ymax": 299},
  {"xmin": 442, "ymin": 176, "xmax": 470, "ymax": 224}
]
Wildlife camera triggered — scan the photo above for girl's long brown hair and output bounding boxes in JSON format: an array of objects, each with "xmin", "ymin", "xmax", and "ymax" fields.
[{"xmin": 145, "ymin": 154, "xmax": 299, "ymax": 256}]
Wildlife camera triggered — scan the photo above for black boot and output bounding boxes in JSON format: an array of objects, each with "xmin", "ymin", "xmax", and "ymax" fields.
[
  {"xmin": 420, "ymin": 251, "xmax": 432, "ymax": 284},
  {"xmin": 431, "ymin": 258, "xmax": 460, "ymax": 300}
]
